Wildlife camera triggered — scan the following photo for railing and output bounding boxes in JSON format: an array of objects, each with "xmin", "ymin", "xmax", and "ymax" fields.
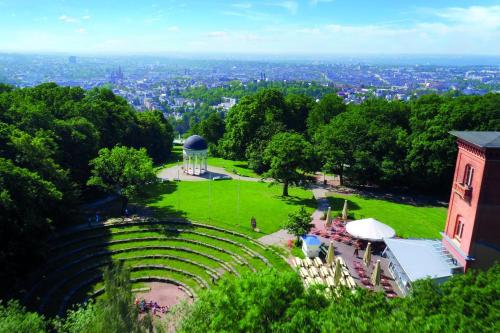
[{"xmin": 453, "ymin": 182, "xmax": 472, "ymax": 201}]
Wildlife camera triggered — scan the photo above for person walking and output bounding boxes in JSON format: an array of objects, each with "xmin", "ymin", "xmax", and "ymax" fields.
[{"xmin": 353, "ymin": 241, "xmax": 360, "ymax": 257}]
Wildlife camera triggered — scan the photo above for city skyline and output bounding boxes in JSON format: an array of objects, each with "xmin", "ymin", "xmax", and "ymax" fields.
[{"xmin": 0, "ymin": 1, "xmax": 499, "ymax": 56}]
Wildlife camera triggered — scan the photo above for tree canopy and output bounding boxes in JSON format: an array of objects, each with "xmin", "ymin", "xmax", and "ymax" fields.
[
  {"xmin": 283, "ymin": 207, "xmax": 314, "ymax": 244},
  {"xmin": 175, "ymin": 265, "xmax": 500, "ymax": 333},
  {"xmin": 263, "ymin": 132, "xmax": 315, "ymax": 196},
  {"xmin": 0, "ymin": 83, "xmax": 173, "ymax": 296},
  {"xmin": 87, "ymin": 146, "xmax": 156, "ymax": 213}
]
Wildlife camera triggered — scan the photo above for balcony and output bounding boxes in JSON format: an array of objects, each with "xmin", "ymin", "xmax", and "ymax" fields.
[{"xmin": 453, "ymin": 182, "xmax": 472, "ymax": 201}]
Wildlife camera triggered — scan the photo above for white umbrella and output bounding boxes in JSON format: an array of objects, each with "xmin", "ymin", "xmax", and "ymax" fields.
[
  {"xmin": 325, "ymin": 206, "xmax": 332, "ymax": 228},
  {"xmin": 326, "ymin": 241, "xmax": 335, "ymax": 267},
  {"xmin": 333, "ymin": 258, "xmax": 342, "ymax": 285},
  {"xmin": 364, "ymin": 242, "xmax": 372, "ymax": 267},
  {"xmin": 372, "ymin": 260, "xmax": 381, "ymax": 286},
  {"xmin": 346, "ymin": 218, "xmax": 396, "ymax": 242},
  {"xmin": 342, "ymin": 200, "xmax": 349, "ymax": 220}
]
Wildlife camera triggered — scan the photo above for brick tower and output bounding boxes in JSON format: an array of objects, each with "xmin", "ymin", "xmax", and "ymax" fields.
[{"xmin": 442, "ymin": 132, "xmax": 500, "ymax": 271}]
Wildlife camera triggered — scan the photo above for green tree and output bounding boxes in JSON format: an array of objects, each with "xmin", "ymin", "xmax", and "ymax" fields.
[
  {"xmin": 219, "ymin": 89, "xmax": 286, "ymax": 160},
  {"xmin": 133, "ymin": 110, "xmax": 174, "ymax": 164},
  {"xmin": 284, "ymin": 94, "xmax": 314, "ymax": 133},
  {"xmin": 98, "ymin": 262, "xmax": 143, "ymax": 333},
  {"xmin": 190, "ymin": 112, "xmax": 225, "ymax": 155},
  {"xmin": 0, "ymin": 300, "xmax": 47, "ymax": 333},
  {"xmin": 284, "ymin": 207, "xmax": 314, "ymax": 244},
  {"xmin": 306, "ymin": 93, "xmax": 346, "ymax": 135},
  {"xmin": 263, "ymin": 132, "xmax": 315, "ymax": 196},
  {"xmin": 177, "ymin": 269, "xmax": 312, "ymax": 333},
  {"xmin": 87, "ymin": 146, "xmax": 156, "ymax": 213}
]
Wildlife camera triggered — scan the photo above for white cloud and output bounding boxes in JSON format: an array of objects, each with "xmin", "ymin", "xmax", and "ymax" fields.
[
  {"xmin": 167, "ymin": 26, "xmax": 180, "ymax": 32},
  {"xmin": 273, "ymin": 1, "xmax": 298, "ymax": 14},
  {"xmin": 232, "ymin": 2, "xmax": 252, "ymax": 9},
  {"xmin": 310, "ymin": 0, "xmax": 334, "ymax": 5},
  {"xmin": 204, "ymin": 31, "xmax": 228, "ymax": 38},
  {"xmin": 75, "ymin": 28, "xmax": 86, "ymax": 34},
  {"xmin": 434, "ymin": 5, "xmax": 500, "ymax": 29},
  {"xmin": 82, "ymin": 15, "xmax": 91, "ymax": 20},
  {"xmin": 58, "ymin": 15, "xmax": 79, "ymax": 24}
]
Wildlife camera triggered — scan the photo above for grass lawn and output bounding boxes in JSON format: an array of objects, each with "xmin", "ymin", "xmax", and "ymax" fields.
[
  {"xmin": 137, "ymin": 180, "xmax": 316, "ymax": 237},
  {"xmin": 327, "ymin": 194, "xmax": 447, "ymax": 239}
]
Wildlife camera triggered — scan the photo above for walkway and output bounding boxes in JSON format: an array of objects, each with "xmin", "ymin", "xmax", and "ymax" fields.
[
  {"xmin": 158, "ymin": 165, "xmax": 261, "ymax": 182},
  {"xmin": 257, "ymin": 185, "xmax": 330, "ymax": 247}
]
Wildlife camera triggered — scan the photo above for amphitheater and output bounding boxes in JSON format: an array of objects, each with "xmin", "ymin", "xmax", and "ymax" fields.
[{"xmin": 22, "ymin": 218, "xmax": 290, "ymax": 316}]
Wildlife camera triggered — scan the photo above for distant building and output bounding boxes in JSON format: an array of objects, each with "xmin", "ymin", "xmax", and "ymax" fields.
[
  {"xmin": 68, "ymin": 56, "xmax": 77, "ymax": 64},
  {"xmin": 110, "ymin": 66, "xmax": 124, "ymax": 84},
  {"xmin": 442, "ymin": 131, "xmax": 500, "ymax": 271}
]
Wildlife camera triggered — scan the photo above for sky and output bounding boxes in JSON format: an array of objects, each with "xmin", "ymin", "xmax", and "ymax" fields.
[{"xmin": 0, "ymin": 0, "xmax": 499, "ymax": 56}]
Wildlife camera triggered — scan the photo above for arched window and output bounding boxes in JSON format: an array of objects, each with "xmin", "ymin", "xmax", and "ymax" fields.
[
  {"xmin": 454, "ymin": 216, "xmax": 465, "ymax": 240},
  {"xmin": 463, "ymin": 164, "xmax": 474, "ymax": 187}
]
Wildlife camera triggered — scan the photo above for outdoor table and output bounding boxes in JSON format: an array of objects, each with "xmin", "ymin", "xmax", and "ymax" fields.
[
  {"xmin": 309, "ymin": 266, "xmax": 320, "ymax": 277},
  {"xmin": 314, "ymin": 277, "xmax": 324, "ymax": 285},
  {"xmin": 294, "ymin": 257, "xmax": 303, "ymax": 267},
  {"xmin": 320, "ymin": 266, "xmax": 330, "ymax": 278},
  {"xmin": 304, "ymin": 258, "xmax": 313, "ymax": 267},
  {"xmin": 326, "ymin": 276, "xmax": 335, "ymax": 288},
  {"xmin": 314, "ymin": 257, "xmax": 323, "ymax": 267}
]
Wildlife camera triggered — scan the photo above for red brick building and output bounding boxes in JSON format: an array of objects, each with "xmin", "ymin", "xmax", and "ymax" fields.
[{"xmin": 442, "ymin": 131, "xmax": 500, "ymax": 271}]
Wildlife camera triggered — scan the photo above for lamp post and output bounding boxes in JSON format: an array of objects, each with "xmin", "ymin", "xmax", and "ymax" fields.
[{"xmin": 208, "ymin": 171, "xmax": 212, "ymax": 222}]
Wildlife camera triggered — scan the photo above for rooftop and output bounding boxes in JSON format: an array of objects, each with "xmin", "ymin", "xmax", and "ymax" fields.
[
  {"xmin": 450, "ymin": 131, "xmax": 500, "ymax": 149},
  {"xmin": 384, "ymin": 238, "xmax": 459, "ymax": 282},
  {"xmin": 183, "ymin": 135, "xmax": 208, "ymax": 150}
]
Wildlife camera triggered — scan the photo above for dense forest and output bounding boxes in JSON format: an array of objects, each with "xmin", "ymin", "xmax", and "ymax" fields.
[
  {"xmin": 0, "ymin": 83, "xmax": 174, "ymax": 297},
  {"xmin": 1, "ymin": 264, "xmax": 498, "ymax": 332},
  {"xmin": 190, "ymin": 89, "xmax": 500, "ymax": 193},
  {"xmin": 169, "ymin": 81, "xmax": 338, "ymax": 134}
]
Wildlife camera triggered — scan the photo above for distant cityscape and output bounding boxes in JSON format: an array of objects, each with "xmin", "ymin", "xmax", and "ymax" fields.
[{"xmin": 1, "ymin": 53, "xmax": 498, "ymax": 115}]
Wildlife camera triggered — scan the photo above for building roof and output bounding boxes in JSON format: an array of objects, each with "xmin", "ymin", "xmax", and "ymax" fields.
[
  {"xmin": 183, "ymin": 135, "xmax": 208, "ymax": 150},
  {"xmin": 384, "ymin": 238, "xmax": 456, "ymax": 282},
  {"xmin": 450, "ymin": 131, "xmax": 500, "ymax": 149},
  {"xmin": 302, "ymin": 235, "xmax": 321, "ymax": 246}
]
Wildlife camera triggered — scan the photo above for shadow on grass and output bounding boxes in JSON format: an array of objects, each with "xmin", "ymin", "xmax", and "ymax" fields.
[
  {"xmin": 327, "ymin": 196, "xmax": 362, "ymax": 218},
  {"xmin": 276, "ymin": 194, "xmax": 317, "ymax": 211},
  {"xmin": 133, "ymin": 181, "xmax": 188, "ymax": 221}
]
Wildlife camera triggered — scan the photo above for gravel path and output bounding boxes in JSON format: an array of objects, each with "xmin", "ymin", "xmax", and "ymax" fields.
[{"xmin": 158, "ymin": 165, "xmax": 262, "ymax": 182}]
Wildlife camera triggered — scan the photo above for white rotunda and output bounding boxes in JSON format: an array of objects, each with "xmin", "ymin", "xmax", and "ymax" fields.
[{"xmin": 182, "ymin": 135, "xmax": 208, "ymax": 175}]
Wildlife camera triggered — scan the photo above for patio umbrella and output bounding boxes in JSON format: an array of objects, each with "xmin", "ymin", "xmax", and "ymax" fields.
[
  {"xmin": 363, "ymin": 242, "xmax": 372, "ymax": 267},
  {"xmin": 342, "ymin": 200, "xmax": 349, "ymax": 220},
  {"xmin": 326, "ymin": 241, "xmax": 335, "ymax": 267},
  {"xmin": 325, "ymin": 206, "xmax": 333, "ymax": 227},
  {"xmin": 371, "ymin": 260, "xmax": 381, "ymax": 286},
  {"xmin": 333, "ymin": 258, "xmax": 342, "ymax": 285},
  {"xmin": 345, "ymin": 218, "xmax": 396, "ymax": 242}
]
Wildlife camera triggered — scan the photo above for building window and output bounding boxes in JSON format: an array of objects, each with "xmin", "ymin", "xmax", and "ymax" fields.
[
  {"xmin": 455, "ymin": 217, "xmax": 464, "ymax": 241},
  {"xmin": 463, "ymin": 164, "xmax": 474, "ymax": 187}
]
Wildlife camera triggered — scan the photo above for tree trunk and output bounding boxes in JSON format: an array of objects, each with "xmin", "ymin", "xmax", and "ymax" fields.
[
  {"xmin": 121, "ymin": 196, "xmax": 129, "ymax": 215},
  {"xmin": 339, "ymin": 168, "xmax": 344, "ymax": 186},
  {"xmin": 283, "ymin": 181, "xmax": 289, "ymax": 196}
]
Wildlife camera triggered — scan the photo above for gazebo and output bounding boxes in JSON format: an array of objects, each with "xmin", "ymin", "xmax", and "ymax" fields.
[
  {"xmin": 346, "ymin": 218, "xmax": 396, "ymax": 242},
  {"xmin": 183, "ymin": 135, "xmax": 208, "ymax": 175}
]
